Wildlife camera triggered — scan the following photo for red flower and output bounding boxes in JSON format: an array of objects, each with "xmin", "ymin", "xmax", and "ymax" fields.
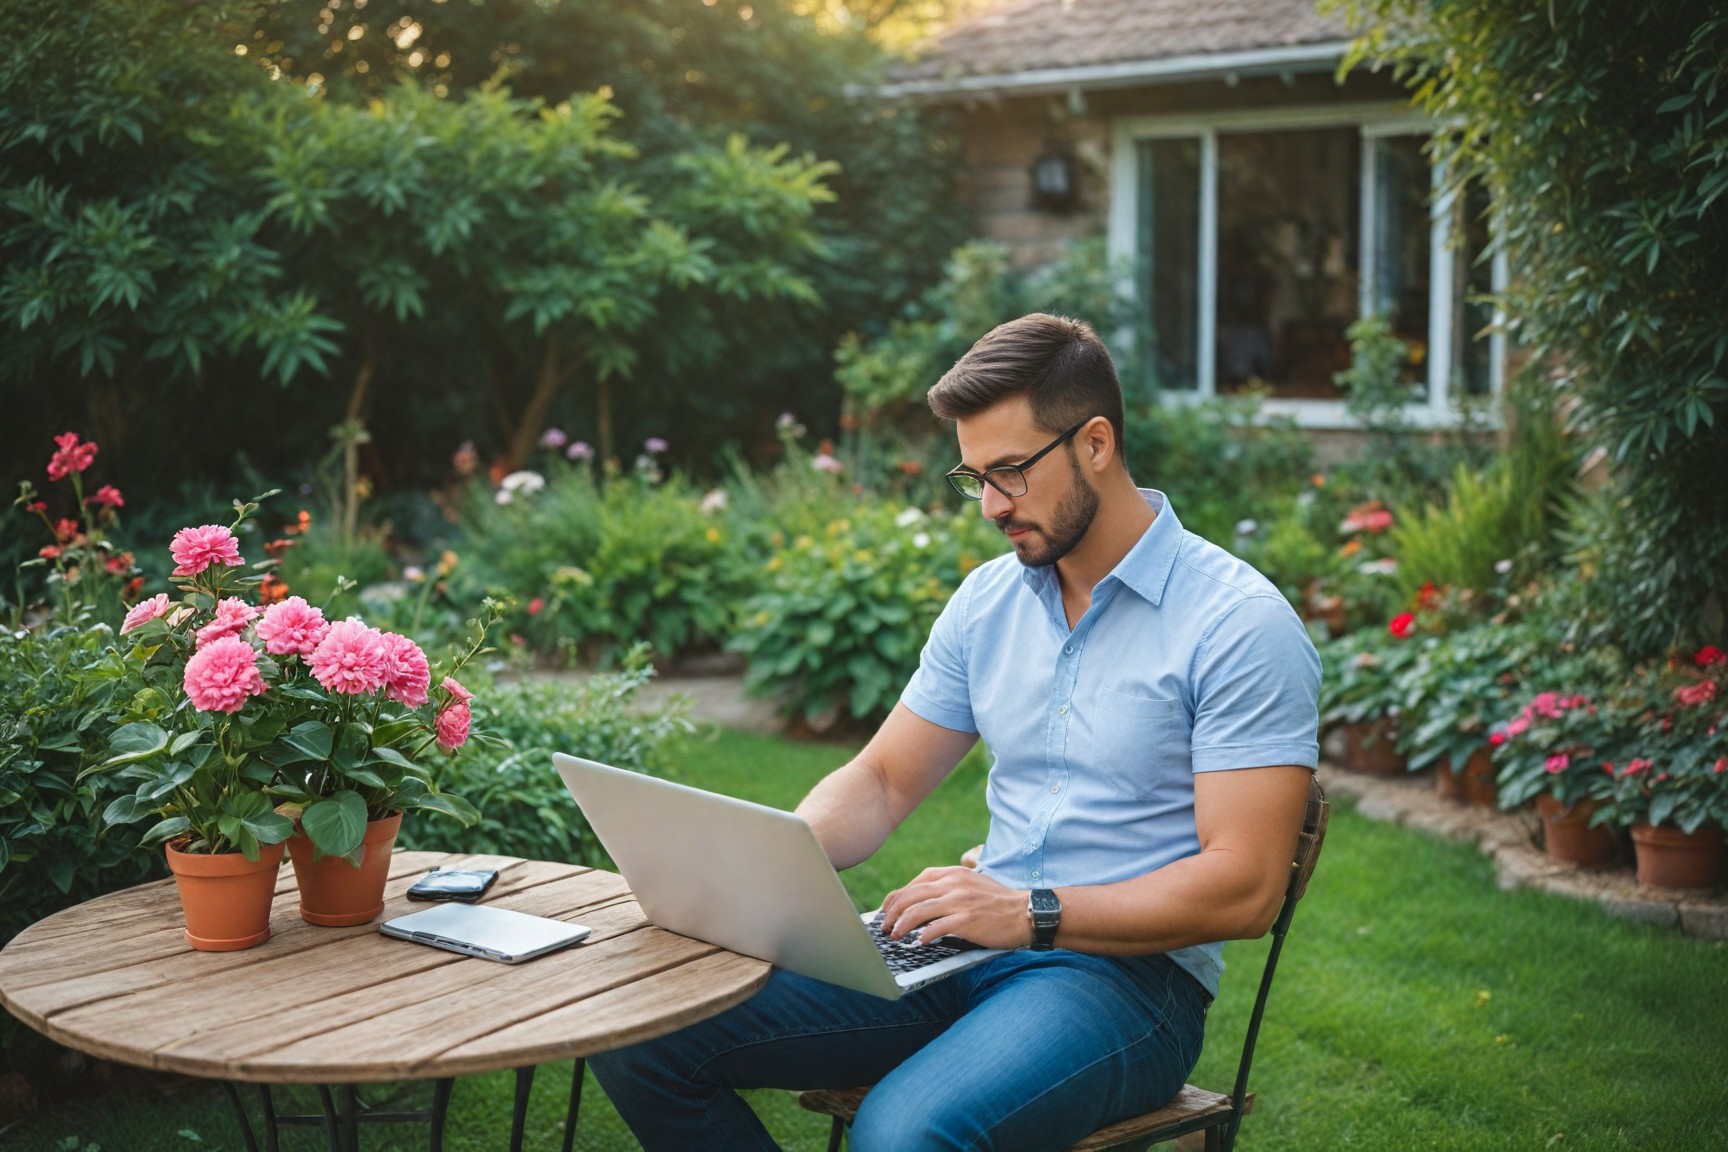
[
  {"xmin": 1388, "ymin": 612, "xmax": 1416, "ymax": 639},
  {"xmin": 103, "ymin": 551, "xmax": 134, "ymax": 575},
  {"xmin": 46, "ymin": 433, "xmax": 98, "ymax": 481},
  {"xmin": 1674, "ymin": 679, "xmax": 1717, "ymax": 708},
  {"xmin": 38, "ymin": 545, "xmax": 62, "ymax": 560},
  {"xmin": 527, "ymin": 597, "xmax": 545, "ymax": 616},
  {"xmin": 25, "ymin": 501, "xmax": 47, "ymax": 514},
  {"xmin": 53, "ymin": 518, "xmax": 80, "ymax": 543},
  {"xmin": 87, "ymin": 485, "xmax": 124, "ymax": 508},
  {"xmin": 1415, "ymin": 581, "xmax": 1441, "ymax": 611},
  {"xmin": 1694, "ymin": 645, "xmax": 1727, "ymax": 668},
  {"xmin": 1488, "ymin": 731, "xmax": 1507, "ymax": 747}
]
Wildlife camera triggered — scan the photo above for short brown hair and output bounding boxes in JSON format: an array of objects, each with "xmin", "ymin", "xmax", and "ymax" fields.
[{"xmin": 927, "ymin": 313, "xmax": 1125, "ymax": 450}]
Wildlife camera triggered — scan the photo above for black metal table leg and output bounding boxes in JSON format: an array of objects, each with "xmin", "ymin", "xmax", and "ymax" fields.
[
  {"xmin": 510, "ymin": 1065, "xmax": 537, "ymax": 1152},
  {"xmin": 220, "ymin": 1081, "xmax": 261, "ymax": 1152},
  {"xmin": 562, "ymin": 1058, "xmax": 586, "ymax": 1152},
  {"xmin": 257, "ymin": 1085, "xmax": 281, "ymax": 1152},
  {"xmin": 314, "ymin": 1083, "xmax": 344, "ymax": 1152},
  {"xmin": 429, "ymin": 1077, "xmax": 455, "ymax": 1152}
]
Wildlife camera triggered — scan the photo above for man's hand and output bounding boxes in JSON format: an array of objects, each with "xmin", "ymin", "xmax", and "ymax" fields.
[{"xmin": 879, "ymin": 866, "xmax": 1033, "ymax": 950}]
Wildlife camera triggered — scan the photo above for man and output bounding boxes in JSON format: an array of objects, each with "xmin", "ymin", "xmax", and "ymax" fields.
[{"xmin": 590, "ymin": 313, "xmax": 1320, "ymax": 1151}]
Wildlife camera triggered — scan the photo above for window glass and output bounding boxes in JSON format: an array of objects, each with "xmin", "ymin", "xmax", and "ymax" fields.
[
  {"xmin": 1136, "ymin": 137, "xmax": 1201, "ymax": 391},
  {"xmin": 1215, "ymin": 127, "xmax": 1361, "ymax": 398},
  {"xmin": 1371, "ymin": 134, "xmax": 1432, "ymax": 396},
  {"xmin": 1453, "ymin": 181, "xmax": 1496, "ymax": 396}
]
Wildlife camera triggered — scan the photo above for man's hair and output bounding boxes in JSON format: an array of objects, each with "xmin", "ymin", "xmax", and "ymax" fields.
[{"xmin": 926, "ymin": 313, "xmax": 1125, "ymax": 452}]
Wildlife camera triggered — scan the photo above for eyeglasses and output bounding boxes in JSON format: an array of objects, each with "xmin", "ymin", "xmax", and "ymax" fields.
[{"xmin": 945, "ymin": 419, "xmax": 1090, "ymax": 501}]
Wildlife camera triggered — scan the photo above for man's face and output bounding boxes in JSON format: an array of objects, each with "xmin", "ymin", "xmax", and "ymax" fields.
[{"xmin": 953, "ymin": 397, "xmax": 1099, "ymax": 569}]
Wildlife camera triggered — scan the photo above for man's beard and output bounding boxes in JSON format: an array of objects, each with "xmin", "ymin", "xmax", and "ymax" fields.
[{"xmin": 996, "ymin": 454, "xmax": 1099, "ymax": 568}]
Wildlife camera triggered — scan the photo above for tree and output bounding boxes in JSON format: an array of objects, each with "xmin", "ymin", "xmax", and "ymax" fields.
[{"xmin": 1343, "ymin": 0, "xmax": 1728, "ymax": 654}]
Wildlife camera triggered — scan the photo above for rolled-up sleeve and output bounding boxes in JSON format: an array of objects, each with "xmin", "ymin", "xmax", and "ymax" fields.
[{"xmin": 1188, "ymin": 593, "xmax": 1321, "ymax": 773}]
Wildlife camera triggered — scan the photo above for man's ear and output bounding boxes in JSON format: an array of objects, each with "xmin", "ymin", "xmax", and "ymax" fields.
[{"xmin": 1081, "ymin": 417, "xmax": 1116, "ymax": 472}]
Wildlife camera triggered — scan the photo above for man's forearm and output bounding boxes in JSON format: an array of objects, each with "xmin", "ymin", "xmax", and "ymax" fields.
[{"xmin": 795, "ymin": 758, "xmax": 899, "ymax": 870}]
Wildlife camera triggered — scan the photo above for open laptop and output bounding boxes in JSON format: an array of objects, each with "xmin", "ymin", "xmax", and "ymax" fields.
[{"xmin": 553, "ymin": 753, "xmax": 1005, "ymax": 999}]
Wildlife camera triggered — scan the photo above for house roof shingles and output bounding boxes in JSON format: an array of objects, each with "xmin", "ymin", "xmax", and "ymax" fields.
[{"xmin": 889, "ymin": 0, "xmax": 1351, "ymax": 89}]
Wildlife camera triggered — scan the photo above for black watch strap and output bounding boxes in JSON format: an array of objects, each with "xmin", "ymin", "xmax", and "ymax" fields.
[{"xmin": 1028, "ymin": 888, "xmax": 1061, "ymax": 950}]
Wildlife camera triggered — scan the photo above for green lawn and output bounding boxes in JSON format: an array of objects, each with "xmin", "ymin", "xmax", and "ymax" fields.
[{"xmin": 6, "ymin": 726, "xmax": 1726, "ymax": 1150}]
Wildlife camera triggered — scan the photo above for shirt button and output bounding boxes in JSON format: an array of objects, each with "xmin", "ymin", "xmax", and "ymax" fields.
[
  {"xmin": 1050, "ymin": 784, "xmax": 1060, "ymax": 793},
  {"xmin": 1058, "ymin": 705, "xmax": 1068, "ymax": 715},
  {"xmin": 1031, "ymin": 871, "xmax": 1041, "ymax": 879},
  {"xmin": 1065, "ymin": 645, "xmax": 1073, "ymax": 654}
]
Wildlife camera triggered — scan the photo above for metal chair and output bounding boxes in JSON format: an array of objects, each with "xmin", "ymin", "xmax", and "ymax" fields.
[{"xmin": 796, "ymin": 775, "xmax": 1329, "ymax": 1152}]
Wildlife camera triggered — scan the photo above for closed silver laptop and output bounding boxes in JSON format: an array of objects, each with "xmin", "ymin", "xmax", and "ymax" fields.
[{"xmin": 553, "ymin": 753, "xmax": 1004, "ymax": 1000}]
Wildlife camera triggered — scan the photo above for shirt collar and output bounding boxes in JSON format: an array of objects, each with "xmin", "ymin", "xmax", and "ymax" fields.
[{"xmin": 1018, "ymin": 489, "xmax": 1184, "ymax": 607}]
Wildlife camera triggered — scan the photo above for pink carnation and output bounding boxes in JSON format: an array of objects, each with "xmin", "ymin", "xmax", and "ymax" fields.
[
  {"xmin": 183, "ymin": 635, "xmax": 267, "ymax": 714},
  {"xmin": 170, "ymin": 524, "xmax": 244, "ymax": 577},
  {"xmin": 309, "ymin": 618, "xmax": 389, "ymax": 695},
  {"xmin": 435, "ymin": 701, "xmax": 471, "ymax": 751},
  {"xmin": 195, "ymin": 597, "xmax": 260, "ymax": 649},
  {"xmin": 441, "ymin": 676, "xmax": 474, "ymax": 704},
  {"xmin": 87, "ymin": 484, "xmax": 125, "ymax": 508},
  {"xmin": 121, "ymin": 593, "xmax": 173, "ymax": 635},
  {"xmin": 256, "ymin": 596, "xmax": 330, "ymax": 657},
  {"xmin": 379, "ymin": 632, "xmax": 431, "ymax": 707},
  {"xmin": 46, "ymin": 432, "xmax": 98, "ymax": 481},
  {"xmin": 1544, "ymin": 753, "xmax": 1570, "ymax": 774}
]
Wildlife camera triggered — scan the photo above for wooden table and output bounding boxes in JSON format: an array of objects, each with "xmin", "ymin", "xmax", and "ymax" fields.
[{"xmin": 0, "ymin": 850, "xmax": 771, "ymax": 1148}]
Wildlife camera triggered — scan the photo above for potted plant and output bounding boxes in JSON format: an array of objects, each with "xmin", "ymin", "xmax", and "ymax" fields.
[
  {"xmin": 1597, "ymin": 648, "xmax": 1728, "ymax": 890},
  {"xmin": 1403, "ymin": 608, "xmax": 1537, "ymax": 805},
  {"xmin": 95, "ymin": 495, "xmax": 494, "ymax": 941},
  {"xmin": 1491, "ymin": 675, "xmax": 1627, "ymax": 868},
  {"xmin": 1319, "ymin": 615, "xmax": 1420, "ymax": 774}
]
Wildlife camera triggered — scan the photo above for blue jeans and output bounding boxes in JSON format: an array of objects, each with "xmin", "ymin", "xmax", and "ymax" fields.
[{"xmin": 589, "ymin": 949, "xmax": 1210, "ymax": 1151}]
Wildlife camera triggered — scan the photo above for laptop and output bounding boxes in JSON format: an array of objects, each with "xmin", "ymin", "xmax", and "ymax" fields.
[
  {"xmin": 379, "ymin": 901, "xmax": 592, "ymax": 963},
  {"xmin": 553, "ymin": 753, "xmax": 1006, "ymax": 1000}
]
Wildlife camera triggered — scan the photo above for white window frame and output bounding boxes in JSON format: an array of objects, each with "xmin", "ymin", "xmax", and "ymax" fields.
[{"xmin": 1107, "ymin": 104, "xmax": 1506, "ymax": 429}]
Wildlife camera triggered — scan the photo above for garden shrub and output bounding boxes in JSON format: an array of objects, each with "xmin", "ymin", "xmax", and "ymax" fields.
[
  {"xmin": 729, "ymin": 502, "xmax": 1006, "ymax": 727},
  {"xmin": 398, "ymin": 646, "xmax": 694, "ymax": 867},
  {"xmin": 0, "ymin": 619, "xmax": 158, "ymax": 951}
]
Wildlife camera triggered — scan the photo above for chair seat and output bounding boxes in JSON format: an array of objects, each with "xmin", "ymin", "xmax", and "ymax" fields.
[{"xmin": 795, "ymin": 1082, "xmax": 1253, "ymax": 1151}]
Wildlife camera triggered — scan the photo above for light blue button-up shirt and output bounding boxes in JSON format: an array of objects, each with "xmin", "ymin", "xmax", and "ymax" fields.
[{"xmin": 900, "ymin": 490, "xmax": 1320, "ymax": 997}]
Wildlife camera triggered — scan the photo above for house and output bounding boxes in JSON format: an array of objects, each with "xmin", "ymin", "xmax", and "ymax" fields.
[{"xmin": 883, "ymin": 0, "xmax": 1505, "ymax": 432}]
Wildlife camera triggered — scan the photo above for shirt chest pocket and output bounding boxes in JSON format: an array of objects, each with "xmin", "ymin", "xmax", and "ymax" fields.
[{"xmin": 1085, "ymin": 688, "xmax": 1191, "ymax": 801}]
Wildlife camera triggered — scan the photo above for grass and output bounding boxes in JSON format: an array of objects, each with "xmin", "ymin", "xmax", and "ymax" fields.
[{"xmin": 6, "ymin": 725, "xmax": 1727, "ymax": 1150}]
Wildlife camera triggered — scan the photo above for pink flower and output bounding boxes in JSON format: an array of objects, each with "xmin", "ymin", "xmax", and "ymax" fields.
[
  {"xmin": 441, "ymin": 676, "xmax": 473, "ymax": 704},
  {"xmin": 379, "ymin": 632, "xmax": 431, "ymax": 707},
  {"xmin": 170, "ymin": 524, "xmax": 244, "ymax": 577},
  {"xmin": 1694, "ymin": 646, "xmax": 1727, "ymax": 668},
  {"xmin": 1623, "ymin": 758, "xmax": 1653, "ymax": 776},
  {"xmin": 1714, "ymin": 757, "xmax": 1726, "ymax": 774},
  {"xmin": 811, "ymin": 453, "xmax": 844, "ymax": 475},
  {"xmin": 1674, "ymin": 679, "xmax": 1716, "ymax": 708},
  {"xmin": 308, "ymin": 618, "xmax": 389, "ymax": 695},
  {"xmin": 46, "ymin": 432, "xmax": 98, "ymax": 481},
  {"xmin": 1388, "ymin": 612, "xmax": 1415, "ymax": 639},
  {"xmin": 435, "ymin": 701, "xmax": 471, "ymax": 751},
  {"xmin": 527, "ymin": 597, "xmax": 545, "ymax": 616},
  {"xmin": 256, "ymin": 596, "xmax": 330, "ymax": 657},
  {"xmin": 644, "ymin": 437, "xmax": 669, "ymax": 454},
  {"xmin": 1544, "ymin": 753, "xmax": 1570, "ymax": 774},
  {"xmin": 121, "ymin": 593, "xmax": 172, "ymax": 635},
  {"xmin": 87, "ymin": 485, "xmax": 124, "ymax": 508},
  {"xmin": 183, "ymin": 635, "xmax": 267, "ymax": 714},
  {"xmin": 1506, "ymin": 716, "xmax": 1530, "ymax": 737},
  {"xmin": 195, "ymin": 597, "xmax": 260, "ymax": 649},
  {"xmin": 1488, "ymin": 731, "xmax": 1507, "ymax": 747},
  {"xmin": 566, "ymin": 440, "xmax": 594, "ymax": 461},
  {"xmin": 539, "ymin": 427, "xmax": 568, "ymax": 449}
]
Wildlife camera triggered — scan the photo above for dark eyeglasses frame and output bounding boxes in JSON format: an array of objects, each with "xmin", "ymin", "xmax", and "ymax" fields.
[{"xmin": 945, "ymin": 419, "xmax": 1091, "ymax": 501}]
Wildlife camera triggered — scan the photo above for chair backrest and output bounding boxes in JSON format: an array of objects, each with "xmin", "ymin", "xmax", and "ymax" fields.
[{"xmin": 1225, "ymin": 773, "xmax": 1328, "ymax": 1144}]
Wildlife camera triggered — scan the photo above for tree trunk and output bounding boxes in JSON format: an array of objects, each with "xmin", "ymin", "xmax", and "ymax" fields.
[
  {"xmin": 505, "ymin": 332, "xmax": 564, "ymax": 470},
  {"xmin": 340, "ymin": 322, "xmax": 376, "ymax": 547}
]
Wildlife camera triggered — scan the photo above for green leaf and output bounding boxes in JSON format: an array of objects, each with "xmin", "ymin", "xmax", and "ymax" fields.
[
  {"xmin": 101, "ymin": 721, "xmax": 170, "ymax": 768},
  {"xmin": 299, "ymin": 791, "xmax": 368, "ymax": 859},
  {"xmin": 139, "ymin": 816, "xmax": 191, "ymax": 847},
  {"xmin": 406, "ymin": 792, "xmax": 479, "ymax": 826},
  {"xmin": 218, "ymin": 791, "xmax": 295, "ymax": 846},
  {"xmin": 272, "ymin": 720, "xmax": 334, "ymax": 765}
]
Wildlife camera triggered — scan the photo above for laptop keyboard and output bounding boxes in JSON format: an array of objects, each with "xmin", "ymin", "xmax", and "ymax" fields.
[{"xmin": 865, "ymin": 912, "xmax": 984, "ymax": 975}]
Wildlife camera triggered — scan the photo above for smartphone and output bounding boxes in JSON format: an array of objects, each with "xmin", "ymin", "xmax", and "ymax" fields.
[{"xmin": 405, "ymin": 868, "xmax": 500, "ymax": 903}]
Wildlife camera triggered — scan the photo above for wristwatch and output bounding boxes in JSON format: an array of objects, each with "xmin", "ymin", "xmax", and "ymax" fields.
[{"xmin": 1027, "ymin": 888, "xmax": 1061, "ymax": 951}]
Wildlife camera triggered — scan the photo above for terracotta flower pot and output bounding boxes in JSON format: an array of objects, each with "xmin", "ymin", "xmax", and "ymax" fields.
[
  {"xmin": 1437, "ymin": 747, "xmax": 1498, "ymax": 807},
  {"xmin": 165, "ymin": 839, "xmax": 285, "ymax": 952},
  {"xmin": 1630, "ymin": 822, "xmax": 1726, "ymax": 890},
  {"xmin": 1342, "ymin": 718, "xmax": 1407, "ymax": 775},
  {"xmin": 1536, "ymin": 794, "xmax": 1618, "ymax": 868},
  {"xmin": 287, "ymin": 811, "xmax": 403, "ymax": 926}
]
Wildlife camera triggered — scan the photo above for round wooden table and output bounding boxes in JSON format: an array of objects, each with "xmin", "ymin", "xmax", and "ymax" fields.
[{"xmin": 0, "ymin": 850, "xmax": 771, "ymax": 1149}]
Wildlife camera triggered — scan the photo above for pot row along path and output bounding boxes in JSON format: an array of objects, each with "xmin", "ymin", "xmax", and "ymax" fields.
[{"xmin": 602, "ymin": 671, "xmax": 1728, "ymax": 941}]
